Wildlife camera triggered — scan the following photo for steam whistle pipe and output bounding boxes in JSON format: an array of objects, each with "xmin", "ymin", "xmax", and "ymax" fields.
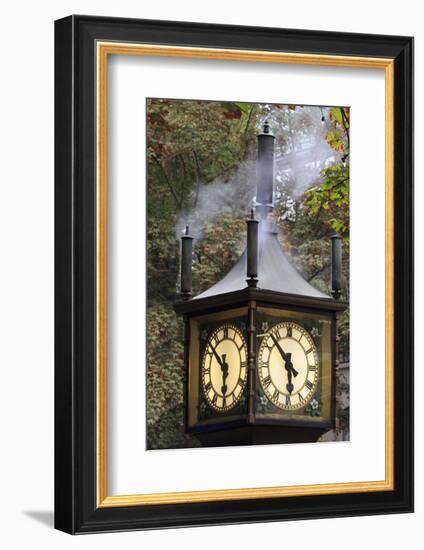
[
  {"xmin": 331, "ymin": 234, "xmax": 342, "ymax": 299},
  {"xmin": 256, "ymin": 121, "xmax": 275, "ymax": 218},
  {"xmin": 246, "ymin": 209, "xmax": 259, "ymax": 288},
  {"xmin": 180, "ymin": 226, "xmax": 193, "ymax": 300}
]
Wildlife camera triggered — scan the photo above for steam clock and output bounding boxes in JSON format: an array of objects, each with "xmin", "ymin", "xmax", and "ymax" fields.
[{"xmin": 174, "ymin": 122, "xmax": 347, "ymax": 446}]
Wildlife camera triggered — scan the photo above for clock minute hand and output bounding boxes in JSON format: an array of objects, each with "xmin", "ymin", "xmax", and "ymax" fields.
[
  {"xmin": 210, "ymin": 345, "xmax": 224, "ymax": 369},
  {"xmin": 270, "ymin": 333, "xmax": 298, "ymax": 377},
  {"xmin": 270, "ymin": 333, "xmax": 288, "ymax": 362}
]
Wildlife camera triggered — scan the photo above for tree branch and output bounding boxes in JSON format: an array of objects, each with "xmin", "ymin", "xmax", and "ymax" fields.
[
  {"xmin": 153, "ymin": 157, "xmax": 182, "ymax": 208},
  {"xmin": 340, "ymin": 108, "xmax": 350, "ymax": 150},
  {"xmin": 307, "ymin": 264, "xmax": 329, "ymax": 282}
]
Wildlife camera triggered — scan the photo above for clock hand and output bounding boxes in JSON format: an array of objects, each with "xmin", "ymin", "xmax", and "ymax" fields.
[
  {"xmin": 210, "ymin": 345, "xmax": 229, "ymax": 395},
  {"xmin": 284, "ymin": 353, "xmax": 295, "ymax": 394},
  {"xmin": 220, "ymin": 354, "xmax": 229, "ymax": 397},
  {"xmin": 210, "ymin": 345, "xmax": 224, "ymax": 369},
  {"xmin": 270, "ymin": 333, "xmax": 298, "ymax": 378},
  {"xmin": 270, "ymin": 333, "xmax": 287, "ymax": 362},
  {"xmin": 286, "ymin": 370, "xmax": 293, "ymax": 394}
]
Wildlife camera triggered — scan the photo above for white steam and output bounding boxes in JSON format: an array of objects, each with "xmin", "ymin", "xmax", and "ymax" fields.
[
  {"xmin": 177, "ymin": 106, "xmax": 342, "ymax": 240},
  {"xmin": 176, "ymin": 160, "xmax": 256, "ymax": 241},
  {"xmin": 274, "ymin": 107, "xmax": 341, "ymax": 199}
]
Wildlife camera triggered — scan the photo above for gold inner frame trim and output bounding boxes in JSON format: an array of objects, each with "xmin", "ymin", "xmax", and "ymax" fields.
[{"xmin": 96, "ymin": 41, "xmax": 395, "ymax": 507}]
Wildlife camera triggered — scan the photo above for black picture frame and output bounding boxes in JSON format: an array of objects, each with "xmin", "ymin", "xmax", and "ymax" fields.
[{"xmin": 55, "ymin": 15, "xmax": 414, "ymax": 534}]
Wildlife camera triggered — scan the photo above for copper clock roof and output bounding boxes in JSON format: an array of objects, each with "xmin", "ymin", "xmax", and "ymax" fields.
[{"xmin": 193, "ymin": 221, "xmax": 330, "ymax": 301}]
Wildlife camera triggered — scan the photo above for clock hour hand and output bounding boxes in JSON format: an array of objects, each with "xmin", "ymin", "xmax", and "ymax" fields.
[
  {"xmin": 220, "ymin": 354, "xmax": 229, "ymax": 397},
  {"xmin": 285, "ymin": 353, "xmax": 295, "ymax": 394}
]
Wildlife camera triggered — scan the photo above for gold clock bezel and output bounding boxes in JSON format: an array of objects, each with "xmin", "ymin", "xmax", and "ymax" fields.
[
  {"xmin": 201, "ymin": 323, "xmax": 248, "ymax": 412},
  {"xmin": 258, "ymin": 321, "xmax": 319, "ymax": 411}
]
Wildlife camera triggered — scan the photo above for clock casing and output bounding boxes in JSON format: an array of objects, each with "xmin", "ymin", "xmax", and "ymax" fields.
[{"xmin": 175, "ymin": 288, "xmax": 346, "ymax": 446}]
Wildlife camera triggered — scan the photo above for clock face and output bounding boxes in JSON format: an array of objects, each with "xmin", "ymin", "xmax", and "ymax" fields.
[
  {"xmin": 258, "ymin": 321, "xmax": 319, "ymax": 411},
  {"xmin": 201, "ymin": 324, "xmax": 248, "ymax": 412}
]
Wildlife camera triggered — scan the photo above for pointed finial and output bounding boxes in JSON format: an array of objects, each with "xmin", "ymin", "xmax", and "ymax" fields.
[
  {"xmin": 263, "ymin": 120, "xmax": 270, "ymax": 134},
  {"xmin": 185, "ymin": 225, "xmax": 189, "ymax": 236},
  {"xmin": 250, "ymin": 208, "xmax": 255, "ymax": 220}
]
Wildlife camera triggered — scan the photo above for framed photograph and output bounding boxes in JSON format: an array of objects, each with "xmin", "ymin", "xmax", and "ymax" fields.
[{"xmin": 54, "ymin": 15, "xmax": 413, "ymax": 533}]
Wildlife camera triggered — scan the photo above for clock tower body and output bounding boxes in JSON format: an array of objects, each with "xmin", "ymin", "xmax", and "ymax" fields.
[{"xmin": 174, "ymin": 123, "xmax": 347, "ymax": 446}]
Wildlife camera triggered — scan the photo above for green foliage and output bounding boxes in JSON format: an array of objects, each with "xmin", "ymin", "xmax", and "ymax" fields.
[
  {"xmin": 146, "ymin": 303, "xmax": 200, "ymax": 449},
  {"xmin": 147, "ymin": 98, "xmax": 257, "ymax": 196},
  {"xmin": 147, "ymin": 217, "xmax": 179, "ymax": 302},
  {"xmin": 192, "ymin": 213, "xmax": 246, "ymax": 295},
  {"xmin": 303, "ymin": 107, "xmax": 350, "ymax": 242},
  {"xmin": 304, "ymin": 163, "xmax": 349, "ymax": 241}
]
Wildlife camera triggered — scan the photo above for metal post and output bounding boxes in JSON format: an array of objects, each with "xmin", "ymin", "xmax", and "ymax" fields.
[
  {"xmin": 182, "ymin": 315, "xmax": 190, "ymax": 431},
  {"xmin": 246, "ymin": 209, "xmax": 259, "ymax": 288},
  {"xmin": 331, "ymin": 234, "xmax": 342, "ymax": 299},
  {"xmin": 331, "ymin": 311, "xmax": 340, "ymax": 430},
  {"xmin": 247, "ymin": 300, "xmax": 257, "ymax": 424},
  {"xmin": 180, "ymin": 226, "xmax": 193, "ymax": 300}
]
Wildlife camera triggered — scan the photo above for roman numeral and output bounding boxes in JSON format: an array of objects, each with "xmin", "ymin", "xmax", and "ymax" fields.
[
  {"xmin": 204, "ymin": 381, "xmax": 212, "ymax": 392},
  {"xmin": 237, "ymin": 378, "xmax": 244, "ymax": 388},
  {"xmin": 308, "ymin": 365, "xmax": 317, "ymax": 372},
  {"xmin": 273, "ymin": 389, "xmax": 279, "ymax": 401},
  {"xmin": 298, "ymin": 392, "xmax": 305, "ymax": 405},
  {"xmin": 240, "ymin": 361, "xmax": 247, "ymax": 369},
  {"xmin": 262, "ymin": 375, "xmax": 272, "ymax": 389},
  {"xmin": 222, "ymin": 396, "xmax": 226, "ymax": 408},
  {"xmin": 305, "ymin": 380, "xmax": 314, "ymax": 390},
  {"xmin": 212, "ymin": 335, "xmax": 219, "ymax": 346},
  {"xmin": 223, "ymin": 327, "xmax": 228, "ymax": 339},
  {"xmin": 305, "ymin": 347, "xmax": 313, "ymax": 355},
  {"xmin": 263, "ymin": 339, "xmax": 273, "ymax": 351},
  {"xmin": 212, "ymin": 393, "xmax": 218, "ymax": 405},
  {"xmin": 285, "ymin": 394, "xmax": 291, "ymax": 407},
  {"xmin": 286, "ymin": 326, "xmax": 292, "ymax": 337}
]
